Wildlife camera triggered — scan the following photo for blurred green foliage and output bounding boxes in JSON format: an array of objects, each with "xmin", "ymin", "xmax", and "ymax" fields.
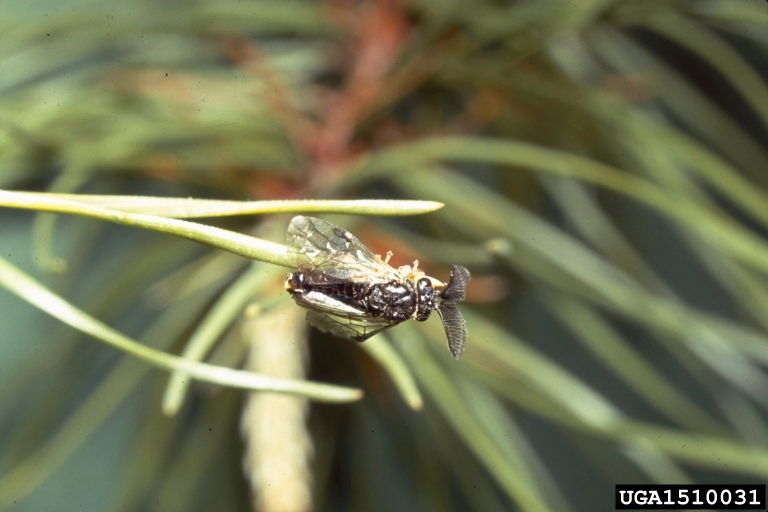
[{"xmin": 2, "ymin": 0, "xmax": 768, "ymax": 511}]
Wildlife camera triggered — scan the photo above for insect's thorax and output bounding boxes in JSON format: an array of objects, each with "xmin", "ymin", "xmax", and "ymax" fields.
[{"xmin": 285, "ymin": 272, "xmax": 436, "ymax": 322}]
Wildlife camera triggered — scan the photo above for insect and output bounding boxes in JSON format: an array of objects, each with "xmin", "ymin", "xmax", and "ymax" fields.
[{"xmin": 284, "ymin": 216, "xmax": 471, "ymax": 359}]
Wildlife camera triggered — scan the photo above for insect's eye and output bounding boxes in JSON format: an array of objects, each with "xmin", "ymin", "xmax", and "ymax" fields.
[{"xmin": 417, "ymin": 278, "xmax": 433, "ymax": 294}]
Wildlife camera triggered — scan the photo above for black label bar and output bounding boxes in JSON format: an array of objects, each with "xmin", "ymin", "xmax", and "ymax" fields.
[{"xmin": 615, "ymin": 484, "xmax": 765, "ymax": 510}]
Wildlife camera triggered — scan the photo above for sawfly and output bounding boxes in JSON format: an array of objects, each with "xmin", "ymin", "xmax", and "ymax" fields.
[{"xmin": 284, "ymin": 216, "xmax": 470, "ymax": 359}]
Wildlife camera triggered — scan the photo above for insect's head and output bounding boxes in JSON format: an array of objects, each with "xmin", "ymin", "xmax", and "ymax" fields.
[{"xmin": 414, "ymin": 277, "xmax": 436, "ymax": 321}]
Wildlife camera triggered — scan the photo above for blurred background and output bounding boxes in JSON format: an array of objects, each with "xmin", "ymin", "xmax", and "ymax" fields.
[{"xmin": 2, "ymin": 0, "xmax": 768, "ymax": 510}]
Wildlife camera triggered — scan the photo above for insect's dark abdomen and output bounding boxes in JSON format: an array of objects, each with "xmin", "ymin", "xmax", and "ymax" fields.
[{"xmin": 286, "ymin": 271, "xmax": 367, "ymax": 306}]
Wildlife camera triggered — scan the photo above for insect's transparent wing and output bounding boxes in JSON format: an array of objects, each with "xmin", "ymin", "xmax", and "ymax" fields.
[
  {"xmin": 287, "ymin": 216, "xmax": 399, "ymax": 283},
  {"xmin": 305, "ymin": 310, "xmax": 398, "ymax": 341},
  {"xmin": 436, "ymin": 301, "xmax": 467, "ymax": 359},
  {"xmin": 440, "ymin": 264, "xmax": 471, "ymax": 302}
]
